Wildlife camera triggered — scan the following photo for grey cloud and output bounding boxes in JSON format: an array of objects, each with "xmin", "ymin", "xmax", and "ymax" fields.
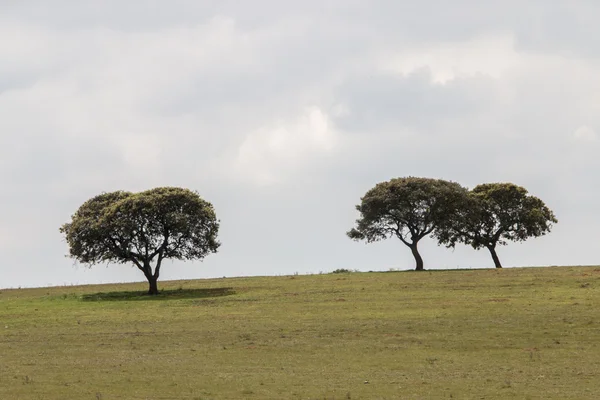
[
  {"xmin": 335, "ymin": 69, "xmax": 499, "ymax": 134},
  {"xmin": 513, "ymin": 2, "xmax": 600, "ymax": 58}
]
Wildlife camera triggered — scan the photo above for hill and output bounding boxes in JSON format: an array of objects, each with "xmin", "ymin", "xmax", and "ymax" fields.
[{"xmin": 1, "ymin": 266, "xmax": 599, "ymax": 399}]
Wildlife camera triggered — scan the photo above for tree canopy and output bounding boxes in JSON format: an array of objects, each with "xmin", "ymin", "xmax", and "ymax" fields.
[
  {"xmin": 60, "ymin": 187, "xmax": 220, "ymax": 294},
  {"xmin": 347, "ymin": 177, "xmax": 467, "ymax": 270},
  {"xmin": 437, "ymin": 182, "xmax": 557, "ymax": 268}
]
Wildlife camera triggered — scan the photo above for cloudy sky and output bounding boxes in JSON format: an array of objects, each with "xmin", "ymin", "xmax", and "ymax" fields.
[{"xmin": 1, "ymin": 0, "xmax": 599, "ymax": 288}]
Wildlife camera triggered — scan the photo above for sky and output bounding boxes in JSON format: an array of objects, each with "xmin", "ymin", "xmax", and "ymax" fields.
[{"xmin": 1, "ymin": 0, "xmax": 599, "ymax": 288}]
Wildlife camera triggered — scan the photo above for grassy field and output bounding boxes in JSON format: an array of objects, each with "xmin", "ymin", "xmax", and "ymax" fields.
[{"xmin": 1, "ymin": 266, "xmax": 599, "ymax": 399}]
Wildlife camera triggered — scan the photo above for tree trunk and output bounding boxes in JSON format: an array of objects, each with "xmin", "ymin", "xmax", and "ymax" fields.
[
  {"xmin": 147, "ymin": 276, "xmax": 159, "ymax": 295},
  {"xmin": 409, "ymin": 243, "xmax": 424, "ymax": 271},
  {"xmin": 487, "ymin": 245, "xmax": 502, "ymax": 269}
]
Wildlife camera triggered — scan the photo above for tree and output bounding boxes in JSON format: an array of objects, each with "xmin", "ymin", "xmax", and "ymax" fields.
[
  {"xmin": 60, "ymin": 187, "xmax": 220, "ymax": 295},
  {"xmin": 437, "ymin": 183, "xmax": 557, "ymax": 268},
  {"xmin": 347, "ymin": 177, "xmax": 467, "ymax": 270}
]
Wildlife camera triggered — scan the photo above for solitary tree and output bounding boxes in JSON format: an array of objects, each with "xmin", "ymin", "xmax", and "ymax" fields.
[
  {"xmin": 60, "ymin": 187, "xmax": 220, "ymax": 295},
  {"xmin": 437, "ymin": 183, "xmax": 557, "ymax": 268},
  {"xmin": 347, "ymin": 177, "xmax": 467, "ymax": 270}
]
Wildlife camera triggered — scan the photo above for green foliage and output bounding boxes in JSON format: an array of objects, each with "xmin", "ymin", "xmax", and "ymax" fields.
[
  {"xmin": 60, "ymin": 187, "xmax": 220, "ymax": 293},
  {"xmin": 347, "ymin": 177, "xmax": 467, "ymax": 244},
  {"xmin": 347, "ymin": 177, "xmax": 467, "ymax": 270},
  {"xmin": 331, "ymin": 268, "xmax": 352, "ymax": 274},
  {"xmin": 438, "ymin": 182, "xmax": 557, "ymax": 267},
  {"xmin": 60, "ymin": 191, "xmax": 134, "ymax": 265}
]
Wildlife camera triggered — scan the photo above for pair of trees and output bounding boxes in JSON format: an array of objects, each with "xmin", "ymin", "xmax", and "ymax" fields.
[{"xmin": 347, "ymin": 177, "xmax": 557, "ymax": 270}]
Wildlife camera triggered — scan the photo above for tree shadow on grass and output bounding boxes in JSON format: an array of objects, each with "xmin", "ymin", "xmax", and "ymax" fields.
[{"xmin": 80, "ymin": 287, "xmax": 235, "ymax": 302}]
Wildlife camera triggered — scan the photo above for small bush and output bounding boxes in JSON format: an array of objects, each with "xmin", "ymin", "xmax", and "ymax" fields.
[{"xmin": 332, "ymin": 268, "xmax": 352, "ymax": 274}]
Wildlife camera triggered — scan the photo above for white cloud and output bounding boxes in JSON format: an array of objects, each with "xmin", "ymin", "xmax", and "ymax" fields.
[
  {"xmin": 234, "ymin": 107, "xmax": 339, "ymax": 185},
  {"xmin": 381, "ymin": 33, "xmax": 520, "ymax": 84},
  {"xmin": 573, "ymin": 125, "xmax": 597, "ymax": 142},
  {"xmin": 113, "ymin": 133, "xmax": 164, "ymax": 169}
]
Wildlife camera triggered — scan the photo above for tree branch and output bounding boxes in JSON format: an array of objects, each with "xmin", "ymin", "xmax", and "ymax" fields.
[
  {"xmin": 153, "ymin": 250, "xmax": 165, "ymax": 279},
  {"xmin": 394, "ymin": 226, "xmax": 411, "ymax": 247},
  {"xmin": 129, "ymin": 257, "xmax": 145, "ymax": 272},
  {"xmin": 422, "ymin": 225, "xmax": 435, "ymax": 237}
]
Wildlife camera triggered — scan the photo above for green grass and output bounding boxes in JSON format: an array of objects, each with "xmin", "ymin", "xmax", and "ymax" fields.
[{"xmin": 1, "ymin": 266, "xmax": 599, "ymax": 399}]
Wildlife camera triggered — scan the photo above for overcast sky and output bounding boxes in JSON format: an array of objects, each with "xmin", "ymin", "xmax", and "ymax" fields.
[{"xmin": 1, "ymin": 1, "xmax": 599, "ymax": 288}]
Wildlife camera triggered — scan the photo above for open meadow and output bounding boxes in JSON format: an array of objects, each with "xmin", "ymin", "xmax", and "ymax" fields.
[{"xmin": 1, "ymin": 266, "xmax": 599, "ymax": 399}]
